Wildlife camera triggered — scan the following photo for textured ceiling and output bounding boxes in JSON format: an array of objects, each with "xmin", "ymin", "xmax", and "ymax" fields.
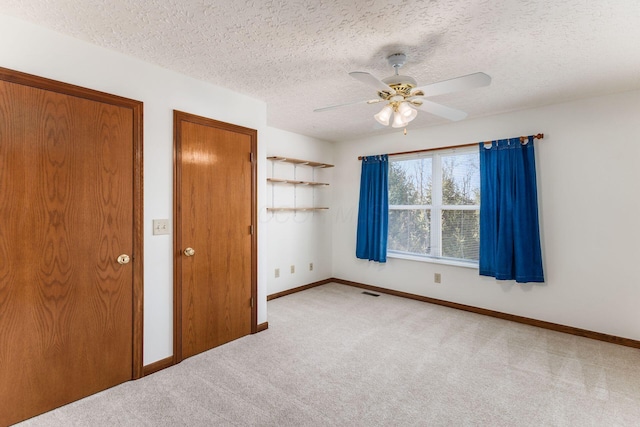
[{"xmin": 1, "ymin": 0, "xmax": 639, "ymax": 142}]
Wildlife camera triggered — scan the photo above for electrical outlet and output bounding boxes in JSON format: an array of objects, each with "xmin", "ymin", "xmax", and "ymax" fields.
[
  {"xmin": 309, "ymin": 262, "xmax": 314, "ymax": 271},
  {"xmin": 274, "ymin": 268, "xmax": 280, "ymax": 278},
  {"xmin": 434, "ymin": 273, "xmax": 441, "ymax": 284},
  {"xmin": 290, "ymin": 265, "xmax": 295, "ymax": 274}
]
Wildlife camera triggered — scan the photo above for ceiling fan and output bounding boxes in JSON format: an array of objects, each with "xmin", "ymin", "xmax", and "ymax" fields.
[{"xmin": 314, "ymin": 53, "xmax": 491, "ymax": 129}]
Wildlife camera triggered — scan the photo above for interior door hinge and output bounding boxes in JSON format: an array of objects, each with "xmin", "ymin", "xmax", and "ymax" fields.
[
  {"xmin": 250, "ymin": 152, "xmax": 254, "ymax": 162},
  {"xmin": 250, "ymin": 224, "xmax": 254, "ymax": 235},
  {"xmin": 250, "ymin": 297, "xmax": 254, "ymax": 308}
]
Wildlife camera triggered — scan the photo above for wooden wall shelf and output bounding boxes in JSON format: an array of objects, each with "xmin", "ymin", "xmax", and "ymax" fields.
[
  {"xmin": 266, "ymin": 207, "xmax": 329, "ymax": 212},
  {"xmin": 267, "ymin": 178, "xmax": 329, "ymax": 186},
  {"xmin": 267, "ymin": 156, "xmax": 333, "ymax": 212},
  {"xmin": 267, "ymin": 156, "xmax": 334, "ymax": 169}
]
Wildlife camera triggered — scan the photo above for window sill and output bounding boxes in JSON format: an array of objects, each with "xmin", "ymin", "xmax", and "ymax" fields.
[{"xmin": 387, "ymin": 251, "xmax": 479, "ymax": 269}]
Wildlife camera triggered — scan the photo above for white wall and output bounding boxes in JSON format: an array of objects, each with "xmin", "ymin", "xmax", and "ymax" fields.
[
  {"xmin": 332, "ymin": 89, "xmax": 640, "ymax": 341},
  {"xmin": 0, "ymin": 14, "xmax": 269, "ymax": 365},
  {"xmin": 263, "ymin": 127, "xmax": 334, "ymax": 295}
]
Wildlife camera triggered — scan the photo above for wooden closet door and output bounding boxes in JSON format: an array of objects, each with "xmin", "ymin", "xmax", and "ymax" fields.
[
  {"xmin": 0, "ymin": 70, "xmax": 143, "ymax": 426},
  {"xmin": 174, "ymin": 111, "xmax": 257, "ymax": 361}
]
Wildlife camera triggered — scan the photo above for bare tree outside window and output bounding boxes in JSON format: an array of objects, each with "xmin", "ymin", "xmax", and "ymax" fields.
[{"xmin": 388, "ymin": 149, "xmax": 480, "ymax": 264}]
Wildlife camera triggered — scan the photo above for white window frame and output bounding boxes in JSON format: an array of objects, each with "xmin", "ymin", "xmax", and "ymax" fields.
[{"xmin": 387, "ymin": 147, "xmax": 479, "ymax": 268}]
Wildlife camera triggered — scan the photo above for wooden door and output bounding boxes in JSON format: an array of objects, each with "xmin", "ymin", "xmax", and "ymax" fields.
[
  {"xmin": 0, "ymin": 68, "xmax": 143, "ymax": 426},
  {"xmin": 173, "ymin": 111, "xmax": 257, "ymax": 361}
]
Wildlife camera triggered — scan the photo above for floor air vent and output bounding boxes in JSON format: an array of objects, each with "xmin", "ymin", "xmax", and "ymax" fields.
[{"xmin": 362, "ymin": 291, "xmax": 380, "ymax": 297}]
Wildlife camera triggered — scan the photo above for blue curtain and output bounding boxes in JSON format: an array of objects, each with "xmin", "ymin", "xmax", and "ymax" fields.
[
  {"xmin": 356, "ymin": 155, "xmax": 389, "ymax": 262},
  {"xmin": 479, "ymin": 136, "xmax": 544, "ymax": 282}
]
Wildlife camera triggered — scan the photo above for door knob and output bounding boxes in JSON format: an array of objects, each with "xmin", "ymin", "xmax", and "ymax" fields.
[
  {"xmin": 117, "ymin": 254, "xmax": 131, "ymax": 265},
  {"xmin": 184, "ymin": 247, "xmax": 195, "ymax": 257}
]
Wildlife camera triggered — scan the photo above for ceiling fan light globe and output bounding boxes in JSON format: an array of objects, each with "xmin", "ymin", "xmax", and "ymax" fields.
[
  {"xmin": 392, "ymin": 111, "xmax": 408, "ymax": 128},
  {"xmin": 406, "ymin": 107, "xmax": 418, "ymax": 123},
  {"xmin": 397, "ymin": 102, "xmax": 418, "ymax": 123},
  {"xmin": 397, "ymin": 102, "xmax": 414, "ymax": 116},
  {"xmin": 374, "ymin": 105, "xmax": 393, "ymax": 126}
]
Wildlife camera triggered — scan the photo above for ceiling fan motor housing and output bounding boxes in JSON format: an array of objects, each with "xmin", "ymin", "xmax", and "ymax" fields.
[
  {"xmin": 380, "ymin": 53, "xmax": 417, "ymax": 97},
  {"xmin": 380, "ymin": 53, "xmax": 418, "ymax": 98},
  {"xmin": 380, "ymin": 75, "xmax": 417, "ymax": 100}
]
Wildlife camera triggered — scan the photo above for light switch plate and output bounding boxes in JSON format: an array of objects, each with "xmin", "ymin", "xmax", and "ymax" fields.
[{"xmin": 153, "ymin": 219, "xmax": 170, "ymax": 235}]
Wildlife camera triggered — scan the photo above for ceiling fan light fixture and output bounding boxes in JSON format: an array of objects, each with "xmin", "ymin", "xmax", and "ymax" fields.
[
  {"xmin": 391, "ymin": 110, "xmax": 408, "ymax": 128},
  {"xmin": 374, "ymin": 104, "xmax": 393, "ymax": 126},
  {"xmin": 406, "ymin": 108, "xmax": 418, "ymax": 123},
  {"xmin": 397, "ymin": 102, "xmax": 418, "ymax": 122}
]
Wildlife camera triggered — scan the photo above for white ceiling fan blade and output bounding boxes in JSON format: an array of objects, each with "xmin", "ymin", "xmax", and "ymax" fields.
[
  {"xmin": 314, "ymin": 98, "xmax": 382, "ymax": 112},
  {"xmin": 413, "ymin": 72, "xmax": 491, "ymax": 97},
  {"xmin": 415, "ymin": 100, "xmax": 468, "ymax": 121},
  {"xmin": 349, "ymin": 71, "xmax": 396, "ymax": 94}
]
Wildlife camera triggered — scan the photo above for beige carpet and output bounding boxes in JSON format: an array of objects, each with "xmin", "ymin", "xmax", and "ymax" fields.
[{"xmin": 18, "ymin": 283, "xmax": 640, "ymax": 426}]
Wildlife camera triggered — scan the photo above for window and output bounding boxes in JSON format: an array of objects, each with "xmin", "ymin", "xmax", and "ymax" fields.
[{"xmin": 388, "ymin": 147, "xmax": 480, "ymax": 266}]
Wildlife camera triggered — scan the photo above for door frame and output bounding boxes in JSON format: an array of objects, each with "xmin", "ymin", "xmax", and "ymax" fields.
[
  {"xmin": 173, "ymin": 110, "xmax": 258, "ymax": 363},
  {"xmin": 0, "ymin": 66, "xmax": 144, "ymax": 379}
]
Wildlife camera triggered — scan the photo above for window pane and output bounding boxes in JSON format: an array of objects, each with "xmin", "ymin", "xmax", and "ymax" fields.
[
  {"xmin": 441, "ymin": 153, "xmax": 480, "ymax": 205},
  {"xmin": 389, "ymin": 158, "xmax": 432, "ymax": 205},
  {"xmin": 388, "ymin": 209, "xmax": 431, "ymax": 255},
  {"xmin": 441, "ymin": 209, "xmax": 479, "ymax": 261}
]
